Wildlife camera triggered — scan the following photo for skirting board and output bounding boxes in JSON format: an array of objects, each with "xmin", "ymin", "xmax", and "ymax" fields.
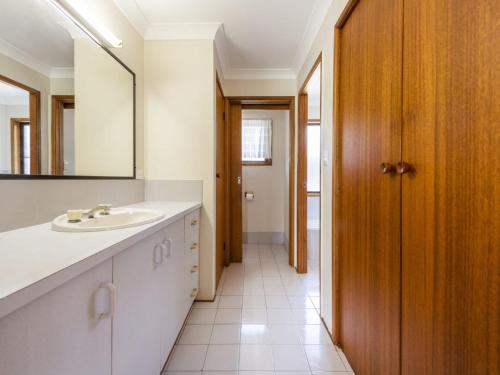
[{"xmin": 244, "ymin": 232, "xmax": 285, "ymax": 245}]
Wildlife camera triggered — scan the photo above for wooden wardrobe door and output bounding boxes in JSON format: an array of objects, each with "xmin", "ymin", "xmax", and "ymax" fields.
[
  {"xmin": 402, "ymin": 0, "xmax": 500, "ymax": 374},
  {"xmin": 334, "ymin": 0, "xmax": 403, "ymax": 374}
]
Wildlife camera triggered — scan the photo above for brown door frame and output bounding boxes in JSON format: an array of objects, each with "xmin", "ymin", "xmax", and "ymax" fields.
[
  {"xmin": 10, "ymin": 118, "xmax": 30, "ymax": 174},
  {"xmin": 215, "ymin": 76, "xmax": 228, "ymax": 289},
  {"xmin": 297, "ymin": 54, "xmax": 322, "ymax": 274},
  {"xmin": 0, "ymin": 74, "xmax": 41, "ymax": 175},
  {"xmin": 224, "ymin": 96, "xmax": 296, "ymax": 266},
  {"xmin": 51, "ymin": 95, "xmax": 75, "ymax": 175}
]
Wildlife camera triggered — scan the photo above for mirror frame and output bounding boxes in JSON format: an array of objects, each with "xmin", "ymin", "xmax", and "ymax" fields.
[{"xmin": 0, "ymin": 33, "xmax": 136, "ymax": 180}]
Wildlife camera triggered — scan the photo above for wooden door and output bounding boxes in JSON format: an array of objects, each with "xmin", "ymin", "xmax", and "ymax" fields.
[
  {"xmin": 228, "ymin": 101, "xmax": 243, "ymax": 262},
  {"xmin": 334, "ymin": 0, "xmax": 403, "ymax": 374},
  {"xmin": 297, "ymin": 93, "xmax": 309, "ymax": 273},
  {"xmin": 215, "ymin": 80, "xmax": 226, "ymax": 285},
  {"xmin": 401, "ymin": 0, "xmax": 500, "ymax": 374}
]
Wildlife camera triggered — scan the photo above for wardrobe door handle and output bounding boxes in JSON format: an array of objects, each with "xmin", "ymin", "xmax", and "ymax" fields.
[
  {"xmin": 380, "ymin": 162, "xmax": 395, "ymax": 174},
  {"xmin": 397, "ymin": 162, "xmax": 414, "ymax": 175}
]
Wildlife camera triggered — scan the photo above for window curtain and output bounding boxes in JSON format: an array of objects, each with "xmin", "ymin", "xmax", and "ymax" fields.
[{"xmin": 242, "ymin": 119, "xmax": 272, "ymax": 161}]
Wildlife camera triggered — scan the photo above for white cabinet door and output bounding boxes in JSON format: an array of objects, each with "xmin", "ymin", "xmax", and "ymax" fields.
[
  {"xmin": 158, "ymin": 218, "xmax": 187, "ymax": 363},
  {"xmin": 0, "ymin": 260, "xmax": 113, "ymax": 375},
  {"xmin": 112, "ymin": 229, "xmax": 166, "ymax": 375}
]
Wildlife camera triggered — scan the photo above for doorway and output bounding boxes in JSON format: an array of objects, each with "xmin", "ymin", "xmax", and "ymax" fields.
[
  {"xmin": 297, "ymin": 55, "xmax": 322, "ymax": 276},
  {"xmin": 223, "ymin": 97, "xmax": 295, "ymax": 266},
  {"xmin": 51, "ymin": 95, "xmax": 75, "ymax": 175}
]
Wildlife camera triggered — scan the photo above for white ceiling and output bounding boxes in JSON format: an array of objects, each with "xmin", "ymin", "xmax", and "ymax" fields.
[
  {"xmin": 0, "ymin": 0, "xmax": 75, "ymax": 76},
  {"xmin": 114, "ymin": 0, "xmax": 333, "ymax": 79},
  {"xmin": 0, "ymin": 81, "xmax": 29, "ymax": 106}
]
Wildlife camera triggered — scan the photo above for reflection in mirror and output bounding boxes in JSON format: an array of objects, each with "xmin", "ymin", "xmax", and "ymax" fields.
[{"xmin": 0, "ymin": 0, "xmax": 134, "ymax": 178}]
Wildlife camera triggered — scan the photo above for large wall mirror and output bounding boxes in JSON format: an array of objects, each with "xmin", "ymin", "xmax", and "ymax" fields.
[{"xmin": 0, "ymin": 0, "xmax": 135, "ymax": 178}]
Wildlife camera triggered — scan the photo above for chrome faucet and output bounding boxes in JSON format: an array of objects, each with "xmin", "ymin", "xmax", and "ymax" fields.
[{"xmin": 83, "ymin": 204, "xmax": 112, "ymax": 219}]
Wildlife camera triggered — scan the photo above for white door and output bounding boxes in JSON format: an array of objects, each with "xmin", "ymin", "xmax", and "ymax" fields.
[
  {"xmin": 112, "ymin": 229, "xmax": 166, "ymax": 375},
  {"xmin": 0, "ymin": 260, "xmax": 113, "ymax": 375}
]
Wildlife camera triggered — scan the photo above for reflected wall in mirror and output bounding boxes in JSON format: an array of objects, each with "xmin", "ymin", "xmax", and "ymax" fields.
[{"xmin": 0, "ymin": 0, "xmax": 134, "ymax": 178}]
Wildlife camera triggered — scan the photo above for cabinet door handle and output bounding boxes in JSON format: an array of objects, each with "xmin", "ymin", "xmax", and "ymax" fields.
[
  {"xmin": 191, "ymin": 219, "xmax": 198, "ymax": 226},
  {"xmin": 190, "ymin": 242, "xmax": 198, "ymax": 250},
  {"xmin": 98, "ymin": 282, "xmax": 116, "ymax": 320},
  {"xmin": 190, "ymin": 288, "xmax": 198, "ymax": 298},
  {"xmin": 163, "ymin": 238, "xmax": 173, "ymax": 258},
  {"xmin": 153, "ymin": 243, "xmax": 164, "ymax": 268},
  {"xmin": 190, "ymin": 265, "xmax": 198, "ymax": 273}
]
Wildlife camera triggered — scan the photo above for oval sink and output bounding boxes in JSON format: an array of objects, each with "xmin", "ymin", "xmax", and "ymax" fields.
[{"xmin": 51, "ymin": 208, "xmax": 165, "ymax": 232}]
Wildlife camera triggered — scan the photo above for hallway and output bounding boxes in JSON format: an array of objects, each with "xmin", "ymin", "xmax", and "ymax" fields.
[{"xmin": 165, "ymin": 244, "xmax": 354, "ymax": 374}]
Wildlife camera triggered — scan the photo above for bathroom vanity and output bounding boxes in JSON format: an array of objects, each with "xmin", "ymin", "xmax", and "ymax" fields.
[{"xmin": 0, "ymin": 201, "xmax": 201, "ymax": 375}]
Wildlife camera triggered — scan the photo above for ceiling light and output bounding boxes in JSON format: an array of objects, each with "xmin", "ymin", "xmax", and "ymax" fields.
[{"xmin": 47, "ymin": 0, "xmax": 123, "ymax": 49}]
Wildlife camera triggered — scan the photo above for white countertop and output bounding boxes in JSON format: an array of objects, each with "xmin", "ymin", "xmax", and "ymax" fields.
[{"xmin": 0, "ymin": 201, "xmax": 201, "ymax": 319}]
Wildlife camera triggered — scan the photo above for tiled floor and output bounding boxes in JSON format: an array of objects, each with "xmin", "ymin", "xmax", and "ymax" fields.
[{"xmin": 164, "ymin": 243, "xmax": 354, "ymax": 375}]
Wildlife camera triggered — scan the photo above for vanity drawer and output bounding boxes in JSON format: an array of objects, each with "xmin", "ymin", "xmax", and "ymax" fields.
[{"xmin": 184, "ymin": 210, "xmax": 200, "ymax": 243}]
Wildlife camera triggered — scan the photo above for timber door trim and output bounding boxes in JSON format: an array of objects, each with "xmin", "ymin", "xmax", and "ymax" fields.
[
  {"xmin": 225, "ymin": 96, "xmax": 296, "ymax": 267},
  {"xmin": 297, "ymin": 53, "xmax": 322, "ymax": 274},
  {"xmin": 51, "ymin": 95, "xmax": 75, "ymax": 175}
]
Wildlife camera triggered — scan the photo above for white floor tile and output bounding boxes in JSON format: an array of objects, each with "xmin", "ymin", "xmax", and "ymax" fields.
[
  {"xmin": 204, "ymin": 345, "xmax": 240, "ymax": 371},
  {"xmin": 268, "ymin": 325, "xmax": 301, "ymax": 344},
  {"xmin": 179, "ymin": 325, "xmax": 213, "ymax": 344},
  {"xmin": 287, "ymin": 296, "xmax": 315, "ymax": 309},
  {"xmin": 242, "ymin": 309, "xmax": 268, "ymax": 324},
  {"xmin": 243, "ymin": 295, "xmax": 267, "ymax": 309},
  {"xmin": 265, "ymin": 296, "xmax": 290, "ymax": 309},
  {"xmin": 188, "ymin": 309, "xmax": 217, "ymax": 324},
  {"xmin": 167, "ymin": 345, "xmax": 208, "ymax": 371},
  {"xmin": 264, "ymin": 285, "xmax": 286, "ymax": 296},
  {"xmin": 292, "ymin": 309, "xmax": 322, "ymax": 325},
  {"xmin": 215, "ymin": 309, "xmax": 242, "ymax": 324},
  {"xmin": 240, "ymin": 324, "xmax": 271, "ymax": 344},
  {"xmin": 304, "ymin": 345, "xmax": 346, "ymax": 372},
  {"xmin": 267, "ymin": 309, "xmax": 296, "ymax": 325},
  {"xmin": 211, "ymin": 325, "xmax": 241, "ymax": 344},
  {"xmin": 239, "ymin": 345, "xmax": 274, "ymax": 370},
  {"xmin": 220, "ymin": 296, "xmax": 244, "ymax": 309},
  {"xmin": 297, "ymin": 325, "xmax": 332, "ymax": 345},
  {"xmin": 223, "ymin": 285, "xmax": 245, "ymax": 296},
  {"xmin": 272, "ymin": 345, "xmax": 310, "ymax": 371}
]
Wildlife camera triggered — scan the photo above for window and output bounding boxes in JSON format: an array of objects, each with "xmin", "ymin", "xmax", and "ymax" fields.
[
  {"xmin": 307, "ymin": 123, "xmax": 321, "ymax": 192},
  {"xmin": 242, "ymin": 119, "xmax": 272, "ymax": 165}
]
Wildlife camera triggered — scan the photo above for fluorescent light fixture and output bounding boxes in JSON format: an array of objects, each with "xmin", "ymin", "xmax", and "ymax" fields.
[{"xmin": 47, "ymin": 0, "xmax": 123, "ymax": 49}]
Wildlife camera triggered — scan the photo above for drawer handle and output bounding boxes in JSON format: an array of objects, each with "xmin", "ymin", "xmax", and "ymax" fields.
[
  {"xmin": 191, "ymin": 219, "xmax": 198, "ymax": 226},
  {"xmin": 190, "ymin": 265, "xmax": 198, "ymax": 273},
  {"xmin": 97, "ymin": 282, "xmax": 116, "ymax": 320},
  {"xmin": 190, "ymin": 242, "xmax": 198, "ymax": 250}
]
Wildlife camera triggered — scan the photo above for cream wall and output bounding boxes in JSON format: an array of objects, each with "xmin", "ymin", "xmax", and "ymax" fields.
[
  {"xmin": 242, "ymin": 110, "xmax": 288, "ymax": 243},
  {"xmin": 295, "ymin": 0, "xmax": 349, "ymax": 334},
  {"xmin": 144, "ymin": 39, "xmax": 216, "ymax": 300},
  {"xmin": 83, "ymin": 0, "xmax": 145, "ymax": 176},
  {"xmin": 74, "ymin": 38, "xmax": 134, "ymax": 176},
  {"xmin": 223, "ymin": 79, "xmax": 296, "ymax": 97}
]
